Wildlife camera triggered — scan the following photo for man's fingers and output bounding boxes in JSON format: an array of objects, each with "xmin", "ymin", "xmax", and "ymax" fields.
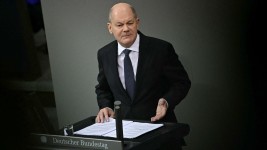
[
  {"xmin": 95, "ymin": 107, "xmax": 115, "ymax": 123},
  {"xmin": 151, "ymin": 99, "xmax": 168, "ymax": 122},
  {"xmin": 103, "ymin": 109, "xmax": 110, "ymax": 122},
  {"xmin": 151, "ymin": 113, "xmax": 163, "ymax": 122},
  {"xmin": 95, "ymin": 116, "xmax": 99, "ymax": 123},
  {"xmin": 95, "ymin": 109, "xmax": 106, "ymax": 123},
  {"xmin": 151, "ymin": 113, "xmax": 162, "ymax": 122},
  {"xmin": 151, "ymin": 116, "xmax": 158, "ymax": 122},
  {"xmin": 95, "ymin": 114, "xmax": 101, "ymax": 123}
]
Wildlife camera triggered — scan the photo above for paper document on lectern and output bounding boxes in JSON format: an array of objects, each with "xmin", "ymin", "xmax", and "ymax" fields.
[{"xmin": 74, "ymin": 118, "xmax": 163, "ymax": 139}]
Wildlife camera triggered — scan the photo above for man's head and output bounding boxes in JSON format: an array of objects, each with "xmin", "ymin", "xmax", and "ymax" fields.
[{"xmin": 108, "ymin": 3, "xmax": 139, "ymax": 48}]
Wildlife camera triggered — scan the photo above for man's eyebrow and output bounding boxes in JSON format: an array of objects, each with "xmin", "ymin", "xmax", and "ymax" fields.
[{"xmin": 115, "ymin": 22, "xmax": 123, "ymax": 25}]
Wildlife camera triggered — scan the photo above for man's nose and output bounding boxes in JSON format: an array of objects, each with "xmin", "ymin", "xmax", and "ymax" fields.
[{"xmin": 123, "ymin": 24, "xmax": 129, "ymax": 31}]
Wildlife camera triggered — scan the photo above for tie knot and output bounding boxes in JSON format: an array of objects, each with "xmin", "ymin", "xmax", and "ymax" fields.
[{"xmin": 123, "ymin": 49, "xmax": 131, "ymax": 56}]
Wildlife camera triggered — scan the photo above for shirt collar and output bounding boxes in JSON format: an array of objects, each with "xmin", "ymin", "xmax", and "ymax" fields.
[{"xmin": 118, "ymin": 34, "xmax": 140, "ymax": 55}]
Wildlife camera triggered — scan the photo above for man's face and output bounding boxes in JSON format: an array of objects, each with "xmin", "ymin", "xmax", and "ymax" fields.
[{"xmin": 108, "ymin": 7, "xmax": 139, "ymax": 48}]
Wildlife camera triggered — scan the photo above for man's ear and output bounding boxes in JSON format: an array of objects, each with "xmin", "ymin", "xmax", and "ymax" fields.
[
  {"xmin": 107, "ymin": 23, "xmax": 112, "ymax": 34},
  {"xmin": 136, "ymin": 18, "xmax": 140, "ymax": 29}
]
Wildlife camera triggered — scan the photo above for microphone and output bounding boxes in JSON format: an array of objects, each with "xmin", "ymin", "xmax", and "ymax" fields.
[{"xmin": 114, "ymin": 101, "xmax": 124, "ymax": 145}]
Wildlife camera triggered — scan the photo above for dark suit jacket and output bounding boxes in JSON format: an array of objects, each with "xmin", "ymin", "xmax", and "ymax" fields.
[{"xmin": 95, "ymin": 31, "xmax": 191, "ymax": 123}]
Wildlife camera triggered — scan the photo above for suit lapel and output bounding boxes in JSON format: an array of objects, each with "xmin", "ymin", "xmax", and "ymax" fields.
[
  {"xmin": 134, "ymin": 33, "xmax": 151, "ymax": 102},
  {"xmin": 108, "ymin": 42, "xmax": 132, "ymax": 103}
]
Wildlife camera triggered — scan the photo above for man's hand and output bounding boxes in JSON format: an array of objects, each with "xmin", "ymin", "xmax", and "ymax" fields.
[
  {"xmin": 95, "ymin": 107, "xmax": 115, "ymax": 123},
  {"xmin": 151, "ymin": 98, "xmax": 168, "ymax": 122}
]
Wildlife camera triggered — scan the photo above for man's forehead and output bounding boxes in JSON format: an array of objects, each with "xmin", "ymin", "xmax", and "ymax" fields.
[{"xmin": 111, "ymin": 16, "xmax": 135, "ymax": 23}]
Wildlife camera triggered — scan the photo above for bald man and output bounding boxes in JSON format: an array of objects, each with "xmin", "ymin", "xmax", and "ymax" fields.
[
  {"xmin": 95, "ymin": 3, "xmax": 191, "ymax": 148},
  {"xmin": 95, "ymin": 3, "xmax": 191, "ymax": 125},
  {"xmin": 95, "ymin": 3, "xmax": 191, "ymax": 149}
]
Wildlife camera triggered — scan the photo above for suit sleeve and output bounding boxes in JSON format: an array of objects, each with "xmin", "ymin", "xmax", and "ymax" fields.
[
  {"xmin": 162, "ymin": 43, "xmax": 191, "ymax": 110},
  {"xmin": 95, "ymin": 51, "xmax": 114, "ymax": 109}
]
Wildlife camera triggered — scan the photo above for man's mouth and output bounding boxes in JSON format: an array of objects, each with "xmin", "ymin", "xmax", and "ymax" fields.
[{"xmin": 122, "ymin": 34, "xmax": 131, "ymax": 38}]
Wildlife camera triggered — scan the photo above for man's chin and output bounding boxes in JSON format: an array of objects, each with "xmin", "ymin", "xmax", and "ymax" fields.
[{"xmin": 120, "ymin": 40, "xmax": 133, "ymax": 47}]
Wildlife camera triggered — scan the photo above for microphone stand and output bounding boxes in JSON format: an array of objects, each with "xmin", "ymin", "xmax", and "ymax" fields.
[{"xmin": 114, "ymin": 101, "xmax": 124, "ymax": 149}]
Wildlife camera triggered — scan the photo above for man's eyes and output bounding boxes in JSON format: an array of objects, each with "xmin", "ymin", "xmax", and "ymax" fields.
[{"xmin": 116, "ymin": 22, "xmax": 134, "ymax": 27}]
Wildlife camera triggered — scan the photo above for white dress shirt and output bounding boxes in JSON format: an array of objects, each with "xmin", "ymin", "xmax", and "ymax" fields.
[{"xmin": 117, "ymin": 34, "xmax": 140, "ymax": 89}]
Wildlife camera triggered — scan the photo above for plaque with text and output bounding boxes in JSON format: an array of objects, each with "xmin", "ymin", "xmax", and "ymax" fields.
[{"xmin": 29, "ymin": 133, "xmax": 123, "ymax": 150}]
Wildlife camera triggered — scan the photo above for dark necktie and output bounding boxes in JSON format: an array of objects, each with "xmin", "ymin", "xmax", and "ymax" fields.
[{"xmin": 123, "ymin": 49, "xmax": 135, "ymax": 100}]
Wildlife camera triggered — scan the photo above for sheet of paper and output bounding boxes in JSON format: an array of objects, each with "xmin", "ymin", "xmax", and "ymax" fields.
[
  {"xmin": 74, "ymin": 118, "xmax": 133, "ymax": 136},
  {"xmin": 104, "ymin": 122, "xmax": 163, "ymax": 138},
  {"xmin": 74, "ymin": 117, "xmax": 163, "ymax": 139}
]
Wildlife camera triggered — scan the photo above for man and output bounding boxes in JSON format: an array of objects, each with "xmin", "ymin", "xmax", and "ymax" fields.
[
  {"xmin": 95, "ymin": 2, "xmax": 191, "ymax": 149},
  {"xmin": 95, "ymin": 2, "xmax": 190, "ymax": 145}
]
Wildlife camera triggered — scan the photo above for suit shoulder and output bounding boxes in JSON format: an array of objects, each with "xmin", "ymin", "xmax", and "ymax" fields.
[
  {"xmin": 143, "ymin": 34, "xmax": 172, "ymax": 47},
  {"xmin": 140, "ymin": 33, "xmax": 176, "ymax": 54},
  {"xmin": 98, "ymin": 40, "xmax": 117, "ymax": 56}
]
